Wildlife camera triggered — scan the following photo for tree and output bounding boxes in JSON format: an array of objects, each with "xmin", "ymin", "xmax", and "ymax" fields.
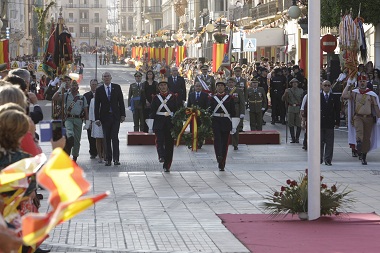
[
  {"xmin": 34, "ymin": 1, "xmax": 56, "ymax": 50},
  {"xmin": 321, "ymin": 0, "xmax": 380, "ymax": 27}
]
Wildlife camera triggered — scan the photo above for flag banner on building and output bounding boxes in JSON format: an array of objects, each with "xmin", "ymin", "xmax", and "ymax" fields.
[
  {"xmin": 159, "ymin": 48, "xmax": 165, "ymax": 61},
  {"xmin": 131, "ymin": 47, "xmax": 136, "ymax": 59},
  {"xmin": 37, "ymin": 148, "xmax": 91, "ymax": 210},
  {"xmin": 175, "ymin": 46, "xmax": 186, "ymax": 66},
  {"xmin": 165, "ymin": 47, "xmax": 175, "ymax": 65},
  {"xmin": 149, "ymin": 48, "xmax": 154, "ymax": 60},
  {"xmin": 0, "ymin": 39, "xmax": 9, "ymax": 69},
  {"xmin": 22, "ymin": 192, "xmax": 109, "ymax": 246},
  {"xmin": 299, "ymin": 38, "xmax": 308, "ymax": 78},
  {"xmin": 212, "ymin": 43, "xmax": 228, "ymax": 73},
  {"xmin": 42, "ymin": 23, "xmax": 57, "ymax": 77}
]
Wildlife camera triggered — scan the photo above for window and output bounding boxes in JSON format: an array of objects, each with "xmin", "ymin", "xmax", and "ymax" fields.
[
  {"xmin": 128, "ymin": 16, "xmax": 133, "ymax": 31},
  {"xmin": 95, "ymin": 27, "xmax": 100, "ymax": 37},
  {"xmin": 69, "ymin": 27, "xmax": 74, "ymax": 33},
  {"xmin": 128, "ymin": 0, "xmax": 133, "ymax": 12},
  {"xmin": 94, "ymin": 13, "xmax": 99, "ymax": 22},
  {"xmin": 69, "ymin": 13, "xmax": 74, "ymax": 19},
  {"xmin": 154, "ymin": 19, "xmax": 162, "ymax": 30}
]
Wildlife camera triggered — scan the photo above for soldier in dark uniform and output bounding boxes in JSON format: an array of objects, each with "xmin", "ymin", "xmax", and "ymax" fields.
[
  {"xmin": 128, "ymin": 71, "xmax": 144, "ymax": 132},
  {"xmin": 210, "ymin": 79, "xmax": 236, "ymax": 171},
  {"xmin": 226, "ymin": 77, "xmax": 245, "ymax": 150},
  {"xmin": 233, "ymin": 66, "xmax": 247, "ymax": 97},
  {"xmin": 194, "ymin": 64, "xmax": 216, "ymax": 93},
  {"xmin": 270, "ymin": 67, "xmax": 287, "ymax": 125},
  {"xmin": 150, "ymin": 77, "xmax": 178, "ymax": 172},
  {"xmin": 247, "ymin": 78, "xmax": 267, "ymax": 130},
  {"xmin": 293, "ymin": 65, "xmax": 306, "ymax": 90}
]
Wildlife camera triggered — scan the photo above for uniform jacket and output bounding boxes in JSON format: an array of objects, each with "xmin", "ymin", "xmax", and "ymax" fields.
[
  {"xmin": 234, "ymin": 77, "xmax": 247, "ymax": 97},
  {"xmin": 95, "ymin": 83, "xmax": 126, "ymax": 122},
  {"xmin": 321, "ymin": 91, "xmax": 341, "ymax": 129},
  {"xmin": 247, "ymin": 87, "xmax": 267, "ymax": 113},
  {"xmin": 168, "ymin": 75, "xmax": 187, "ymax": 102},
  {"xmin": 227, "ymin": 86, "xmax": 245, "ymax": 117},
  {"xmin": 150, "ymin": 91, "xmax": 178, "ymax": 130},
  {"xmin": 283, "ymin": 87, "xmax": 304, "ymax": 113},
  {"xmin": 209, "ymin": 93, "xmax": 236, "ymax": 132},
  {"xmin": 187, "ymin": 91, "xmax": 209, "ymax": 109},
  {"xmin": 195, "ymin": 74, "xmax": 216, "ymax": 93},
  {"xmin": 128, "ymin": 82, "xmax": 144, "ymax": 109}
]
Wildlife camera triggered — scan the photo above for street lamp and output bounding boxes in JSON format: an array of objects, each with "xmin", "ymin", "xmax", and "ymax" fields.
[{"xmin": 288, "ymin": 0, "xmax": 301, "ymax": 19}]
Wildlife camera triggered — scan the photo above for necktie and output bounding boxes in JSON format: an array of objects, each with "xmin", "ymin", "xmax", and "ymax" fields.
[
  {"xmin": 196, "ymin": 93, "xmax": 199, "ymax": 100},
  {"xmin": 107, "ymin": 86, "xmax": 111, "ymax": 101},
  {"xmin": 204, "ymin": 75, "xmax": 206, "ymax": 79},
  {"xmin": 174, "ymin": 77, "xmax": 177, "ymax": 84},
  {"xmin": 325, "ymin": 94, "xmax": 328, "ymax": 102}
]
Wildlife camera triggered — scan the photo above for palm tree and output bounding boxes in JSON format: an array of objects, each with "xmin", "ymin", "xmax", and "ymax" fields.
[{"xmin": 34, "ymin": 1, "xmax": 56, "ymax": 53}]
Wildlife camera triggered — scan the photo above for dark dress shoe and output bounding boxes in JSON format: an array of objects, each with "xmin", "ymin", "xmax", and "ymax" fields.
[
  {"xmin": 163, "ymin": 166, "xmax": 170, "ymax": 172},
  {"xmin": 217, "ymin": 156, "xmax": 223, "ymax": 163},
  {"xmin": 290, "ymin": 139, "xmax": 296, "ymax": 143},
  {"xmin": 262, "ymin": 121, "xmax": 266, "ymax": 125},
  {"xmin": 35, "ymin": 247, "xmax": 51, "ymax": 253},
  {"xmin": 90, "ymin": 155, "xmax": 96, "ymax": 159},
  {"xmin": 197, "ymin": 144, "xmax": 202, "ymax": 149},
  {"xmin": 233, "ymin": 146, "xmax": 238, "ymax": 150},
  {"xmin": 114, "ymin": 161, "xmax": 121, "ymax": 165},
  {"xmin": 105, "ymin": 161, "xmax": 112, "ymax": 166},
  {"xmin": 73, "ymin": 156, "xmax": 77, "ymax": 162},
  {"xmin": 271, "ymin": 121, "xmax": 275, "ymax": 125},
  {"xmin": 325, "ymin": 161, "xmax": 332, "ymax": 166},
  {"xmin": 352, "ymin": 150, "xmax": 358, "ymax": 157},
  {"xmin": 159, "ymin": 157, "xmax": 165, "ymax": 163},
  {"xmin": 218, "ymin": 162, "xmax": 225, "ymax": 171}
]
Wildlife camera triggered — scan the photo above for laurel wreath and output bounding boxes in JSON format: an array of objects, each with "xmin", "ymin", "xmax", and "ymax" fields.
[{"xmin": 171, "ymin": 106, "xmax": 213, "ymax": 148}]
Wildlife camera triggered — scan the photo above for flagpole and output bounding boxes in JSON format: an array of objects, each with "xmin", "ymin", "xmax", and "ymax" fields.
[{"xmin": 95, "ymin": 36, "xmax": 98, "ymax": 80}]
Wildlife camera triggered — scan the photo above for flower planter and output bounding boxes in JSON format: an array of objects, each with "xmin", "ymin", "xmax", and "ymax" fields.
[
  {"xmin": 213, "ymin": 33, "xmax": 228, "ymax": 43},
  {"xmin": 166, "ymin": 40, "xmax": 176, "ymax": 47},
  {"xmin": 298, "ymin": 212, "xmax": 308, "ymax": 220},
  {"xmin": 176, "ymin": 40, "xmax": 184, "ymax": 46}
]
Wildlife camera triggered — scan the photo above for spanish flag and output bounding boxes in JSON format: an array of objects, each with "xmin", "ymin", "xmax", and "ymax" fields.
[
  {"xmin": 131, "ymin": 47, "xmax": 136, "ymax": 59},
  {"xmin": 176, "ymin": 46, "xmax": 186, "ymax": 66},
  {"xmin": 37, "ymin": 148, "xmax": 90, "ymax": 210},
  {"xmin": 0, "ymin": 39, "xmax": 9, "ymax": 68},
  {"xmin": 165, "ymin": 47, "xmax": 175, "ymax": 65},
  {"xmin": 212, "ymin": 43, "xmax": 228, "ymax": 73},
  {"xmin": 22, "ymin": 192, "xmax": 109, "ymax": 246},
  {"xmin": 299, "ymin": 38, "xmax": 308, "ymax": 78},
  {"xmin": 0, "ymin": 154, "xmax": 46, "ymax": 188}
]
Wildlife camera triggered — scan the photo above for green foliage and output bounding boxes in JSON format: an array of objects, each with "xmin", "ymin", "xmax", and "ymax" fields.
[
  {"xmin": 321, "ymin": 0, "xmax": 380, "ymax": 27},
  {"xmin": 171, "ymin": 106, "xmax": 213, "ymax": 148},
  {"xmin": 34, "ymin": 1, "xmax": 56, "ymax": 38},
  {"xmin": 262, "ymin": 170, "xmax": 355, "ymax": 217}
]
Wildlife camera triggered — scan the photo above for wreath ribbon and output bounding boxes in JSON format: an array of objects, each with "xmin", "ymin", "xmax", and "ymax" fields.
[{"xmin": 176, "ymin": 108, "xmax": 200, "ymax": 151}]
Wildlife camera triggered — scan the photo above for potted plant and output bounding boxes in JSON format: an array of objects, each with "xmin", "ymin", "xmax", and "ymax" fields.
[
  {"xmin": 262, "ymin": 169, "xmax": 355, "ymax": 219},
  {"xmin": 213, "ymin": 32, "xmax": 228, "ymax": 43}
]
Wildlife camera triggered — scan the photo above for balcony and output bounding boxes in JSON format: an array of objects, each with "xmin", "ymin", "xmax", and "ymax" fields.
[
  {"xmin": 233, "ymin": 0, "xmax": 294, "ymax": 25},
  {"xmin": 91, "ymin": 4, "xmax": 103, "ymax": 8},
  {"xmin": 144, "ymin": 6, "xmax": 162, "ymax": 20},
  {"xmin": 79, "ymin": 18, "xmax": 90, "ymax": 23},
  {"xmin": 65, "ymin": 4, "xmax": 91, "ymax": 8},
  {"xmin": 80, "ymin": 32, "xmax": 90, "ymax": 38},
  {"xmin": 91, "ymin": 18, "xmax": 103, "ymax": 24},
  {"xmin": 65, "ymin": 18, "xmax": 77, "ymax": 23}
]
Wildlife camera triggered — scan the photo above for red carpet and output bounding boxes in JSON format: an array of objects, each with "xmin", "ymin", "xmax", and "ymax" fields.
[{"xmin": 218, "ymin": 213, "xmax": 380, "ymax": 253}]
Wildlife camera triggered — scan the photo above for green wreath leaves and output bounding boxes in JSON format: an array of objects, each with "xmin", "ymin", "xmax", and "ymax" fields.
[{"xmin": 171, "ymin": 106, "xmax": 213, "ymax": 148}]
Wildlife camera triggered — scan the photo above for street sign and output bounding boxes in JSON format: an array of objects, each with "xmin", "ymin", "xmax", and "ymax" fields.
[
  {"xmin": 243, "ymin": 38, "xmax": 256, "ymax": 52},
  {"xmin": 320, "ymin": 34, "xmax": 337, "ymax": 53}
]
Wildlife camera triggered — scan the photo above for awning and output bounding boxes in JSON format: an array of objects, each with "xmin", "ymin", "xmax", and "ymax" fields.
[{"xmin": 246, "ymin": 28, "xmax": 284, "ymax": 47}]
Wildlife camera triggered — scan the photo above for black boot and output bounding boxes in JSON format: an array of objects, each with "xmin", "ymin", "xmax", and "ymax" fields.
[
  {"xmin": 361, "ymin": 153, "xmax": 367, "ymax": 165},
  {"xmin": 295, "ymin": 127, "xmax": 302, "ymax": 143},
  {"xmin": 356, "ymin": 140, "xmax": 362, "ymax": 154},
  {"xmin": 289, "ymin": 127, "xmax": 296, "ymax": 143},
  {"xmin": 352, "ymin": 149, "xmax": 358, "ymax": 157},
  {"xmin": 63, "ymin": 136, "xmax": 74, "ymax": 155}
]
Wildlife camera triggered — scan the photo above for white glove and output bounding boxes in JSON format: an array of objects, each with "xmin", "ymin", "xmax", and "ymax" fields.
[
  {"xmin": 128, "ymin": 106, "xmax": 132, "ymax": 111},
  {"xmin": 83, "ymin": 120, "xmax": 91, "ymax": 130},
  {"xmin": 231, "ymin": 128, "xmax": 236, "ymax": 134},
  {"xmin": 240, "ymin": 114, "xmax": 245, "ymax": 119},
  {"xmin": 58, "ymin": 82, "xmax": 66, "ymax": 92},
  {"xmin": 247, "ymin": 108, "xmax": 250, "ymax": 112},
  {"xmin": 261, "ymin": 107, "xmax": 266, "ymax": 111},
  {"xmin": 377, "ymin": 118, "xmax": 380, "ymax": 125}
]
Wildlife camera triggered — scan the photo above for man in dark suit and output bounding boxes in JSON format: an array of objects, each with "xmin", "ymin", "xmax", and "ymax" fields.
[
  {"xmin": 83, "ymin": 79, "xmax": 98, "ymax": 159},
  {"xmin": 320, "ymin": 80, "xmax": 340, "ymax": 166},
  {"xmin": 94, "ymin": 72, "xmax": 126, "ymax": 166},
  {"xmin": 168, "ymin": 66, "xmax": 186, "ymax": 107},
  {"xmin": 187, "ymin": 81, "xmax": 209, "ymax": 109}
]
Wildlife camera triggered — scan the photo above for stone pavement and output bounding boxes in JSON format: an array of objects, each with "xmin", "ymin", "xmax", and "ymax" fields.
[{"xmin": 36, "ymin": 122, "xmax": 380, "ymax": 253}]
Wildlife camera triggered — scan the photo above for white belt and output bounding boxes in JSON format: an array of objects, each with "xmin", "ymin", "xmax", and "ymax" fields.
[
  {"xmin": 156, "ymin": 112, "xmax": 173, "ymax": 117},
  {"xmin": 213, "ymin": 113, "xmax": 230, "ymax": 117}
]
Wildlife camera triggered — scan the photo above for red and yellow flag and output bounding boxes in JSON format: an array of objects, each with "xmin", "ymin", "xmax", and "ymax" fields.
[
  {"xmin": 37, "ymin": 148, "xmax": 90, "ymax": 210},
  {"xmin": 0, "ymin": 39, "xmax": 9, "ymax": 68},
  {"xmin": 299, "ymin": 38, "xmax": 308, "ymax": 78},
  {"xmin": 22, "ymin": 192, "xmax": 109, "ymax": 246},
  {"xmin": 176, "ymin": 46, "xmax": 186, "ymax": 66},
  {"xmin": 212, "ymin": 43, "xmax": 228, "ymax": 73},
  {"xmin": 165, "ymin": 47, "xmax": 175, "ymax": 65}
]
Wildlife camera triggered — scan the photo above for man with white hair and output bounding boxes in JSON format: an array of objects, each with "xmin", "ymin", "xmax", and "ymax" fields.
[{"xmin": 168, "ymin": 66, "xmax": 186, "ymax": 107}]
